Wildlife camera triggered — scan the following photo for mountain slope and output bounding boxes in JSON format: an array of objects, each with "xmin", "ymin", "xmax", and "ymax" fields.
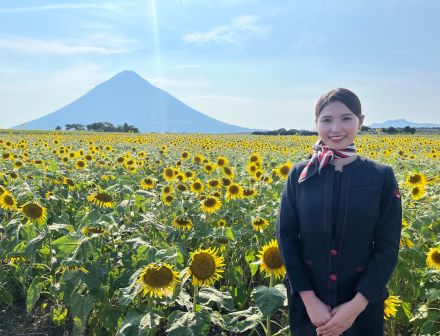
[
  {"xmin": 14, "ymin": 71, "xmax": 253, "ymax": 133},
  {"xmin": 369, "ymin": 118, "xmax": 440, "ymax": 128}
]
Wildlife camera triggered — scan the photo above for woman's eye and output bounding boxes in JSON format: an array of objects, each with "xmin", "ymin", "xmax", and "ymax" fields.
[{"xmin": 321, "ymin": 119, "xmax": 330, "ymax": 123}]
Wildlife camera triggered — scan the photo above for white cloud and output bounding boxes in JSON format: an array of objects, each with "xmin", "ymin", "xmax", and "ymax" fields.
[
  {"xmin": 0, "ymin": 34, "xmax": 139, "ymax": 55},
  {"xmin": 0, "ymin": 3, "xmax": 119, "ymax": 13},
  {"xmin": 182, "ymin": 15, "xmax": 271, "ymax": 44}
]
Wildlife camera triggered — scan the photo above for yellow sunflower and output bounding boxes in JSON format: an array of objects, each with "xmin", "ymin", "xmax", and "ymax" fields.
[
  {"xmin": 163, "ymin": 167, "xmax": 176, "ymax": 181},
  {"xmin": 190, "ymin": 179, "xmax": 204, "ymax": 194},
  {"xmin": 247, "ymin": 162, "xmax": 259, "ymax": 176},
  {"xmin": 410, "ymin": 185, "xmax": 426, "ymax": 200},
  {"xmin": 222, "ymin": 166, "xmax": 235, "ymax": 178},
  {"xmin": 186, "ymin": 248, "xmax": 224, "ymax": 287},
  {"xmin": 257, "ymin": 239, "xmax": 285, "ymax": 280},
  {"xmin": 162, "ymin": 194, "xmax": 174, "ymax": 206},
  {"xmin": 276, "ymin": 162, "xmax": 292, "ymax": 179},
  {"xmin": 226, "ymin": 183, "xmax": 244, "ymax": 200},
  {"xmin": 181, "ymin": 151, "xmax": 190, "ymax": 160},
  {"xmin": 162, "ymin": 185, "xmax": 174, "ymax": 195},
  {"xmin": 384, "ymin": 295, "xmax": 402, "ymax": 319},
  {"xmin": 57, "ymin": 259, "xmax": 88, "ymax": 274},
  {"xmin": 140, "ymin": 177, "xmax": 156, "ymax": 190},
  {"xmin": 222, "ymin": 177, "xmax": 232, "ymax": 186},
  {"xmin": 216, "ymin": 156, "xmax": 229, "ymax": 167},
  {"xmin": 216, "ymin": 218, "xmax": 227, "ymax": 227},
  {"xmin": 252, "ymin": 217, "xmax": 269, "ymax": 232},
  {"xmin": 0, "ymin": 185, "xmax": 7, "ymax": 195},
  {"xmin": 193, "ymin": 154, "xmax": 204, "ymax": 164},
  {"xmin": 207, "ymin": 179, "xmax": 221, "ymax": 189},
  {"xmin": 87, "ymin": 192, "xmax": 114, "ymax": 208},
  {"xmin": 81, "ymin": 226, "xmax": 107, "ymax": 235},
  {"xmin": 243, "ymin": 188, "xmax": 257, "ymax": 197},
  {"xmin": 201, "ymin": 196, "xmax": 222, "ymax": 214},
  {"xmin": 0, "ymin": 193, "xmax": 17, "ymax": 211},
  {"xmin": 137, "ymin": 263, "xmax": 180, "ymax": 298},
  {"xmin": 74, "ymin": 159, "xmax": 87, "ymax": 170},
  {"xmin": 172, "ymin": 216, "xmax": 193, "ymax": 231},
  {"xmin": 204, "ymin": 163, "xmax": 215, "ymax": 174},
  {"xmin": 21, "ymin": 202, "xmax": 47, "ymax": 224},
  {"xmin": 406, "ymin": 172, "xmax": 427, "ymax": 187},
  {"xmin": 177, "ymin": 183, "xmax": 188, "ymax": 192},
  {"xmin": 249, "ymin": 153, "xmax": 263, "ymax": 168},
  {"xmin": 426, "ymin": 247, "xmax": 440, "ymax": 270},
  {"xmin": 63, "ymin": 178, "xmax": 76, "ymax": 190}
]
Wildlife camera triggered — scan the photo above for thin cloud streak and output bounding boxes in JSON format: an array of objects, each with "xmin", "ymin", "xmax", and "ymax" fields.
[
  {"xmin": 0, "ymin": 3, "xmax": 119, "ymax": 13},
  {"xmin": 0, "ymin": 35, "xmax": 139, "ymax": 55},
  {"xmin": 182, "ymin": 15, "xmax": 271, "ymax": 44}
]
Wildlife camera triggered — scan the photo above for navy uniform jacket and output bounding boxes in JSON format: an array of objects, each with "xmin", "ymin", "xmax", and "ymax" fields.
[{"xmin": 276, "ymin": 156, "xmax": 402, "ymax": 308}]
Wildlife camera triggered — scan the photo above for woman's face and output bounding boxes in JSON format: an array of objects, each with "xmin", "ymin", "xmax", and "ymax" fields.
[{"xmin": 315, "ymin": 101, "xmax": 364, "ymax": 150}]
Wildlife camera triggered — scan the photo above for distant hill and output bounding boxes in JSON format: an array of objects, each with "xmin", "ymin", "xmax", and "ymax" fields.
[
  {"xmin": 369, "ymin": 119, "xmax": 440, "ymax": 128},
  {"xmin": 13, "ymin": 71, "xmax": 254, "ymax": 133}
]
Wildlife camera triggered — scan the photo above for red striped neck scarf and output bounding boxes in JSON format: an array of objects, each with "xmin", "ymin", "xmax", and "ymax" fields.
[{"xmin": 298, "ymin": 139, "xmax": 357, "ymax": 184}]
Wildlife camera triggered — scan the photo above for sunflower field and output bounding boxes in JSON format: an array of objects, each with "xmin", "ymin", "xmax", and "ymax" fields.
[{"xmin": 0, "ymin": 132, "xmax": 439, "ymax": 336}]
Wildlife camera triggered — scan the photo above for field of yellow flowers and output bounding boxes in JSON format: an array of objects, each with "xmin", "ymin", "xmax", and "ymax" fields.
[{"xmin": 0, "ymin": 132, "xmax": 439, "ymax": 335}]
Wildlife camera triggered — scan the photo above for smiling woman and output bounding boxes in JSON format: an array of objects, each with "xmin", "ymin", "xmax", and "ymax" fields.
[{"xmin": 277, "ymin": 88, "xmax": 402, "ymax": 336}]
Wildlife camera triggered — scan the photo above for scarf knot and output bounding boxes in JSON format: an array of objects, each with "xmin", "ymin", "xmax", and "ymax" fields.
[{"xmin": 298, "ymin": 139, "xmax": 356, "ymax": 184}]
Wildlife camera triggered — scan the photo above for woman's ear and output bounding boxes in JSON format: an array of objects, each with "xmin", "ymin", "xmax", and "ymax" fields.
[{"xmin": 358, "ymin": 114, "xmax": 365, "ymax": 130}]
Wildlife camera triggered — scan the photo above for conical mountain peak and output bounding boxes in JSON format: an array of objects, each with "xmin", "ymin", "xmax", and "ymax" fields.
[{"xmin": 14, "ymin": 71, "xmax": 253, "ymax": 133}]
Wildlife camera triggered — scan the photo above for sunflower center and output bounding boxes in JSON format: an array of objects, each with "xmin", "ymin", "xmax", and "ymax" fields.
[
  {"xmin": 218, "ymin": 159, "xmax": 225, "ymax": 165},
  {"xmin": 77, "ymin": 161, "xmax": 85, "ymax": 167},
  {"xmin": 280, "ymin": 166, "xmax": 290, "ymax": 175},
  {"xmin": 412, "ymin": 187, "xmax": 420, "ymax": 195},
  {"xmin": 95, "ymin": 193, "xmax": 113, "ymax": 202},
  {"xmin": 409, "ymin": 174, "xmax": 421, "ymax": 184},
  {"xmin": 229, "ymin": 185, "xmax": 239, "ymax": 194},
  {"xmin": 194, "ymin": 182, "xmax": 202, "ymax": 190},
  {"xmin": 190, "ymin": 253, "xmax": 216, "ymax": 280},
  {"xmin": 223, "ymin": 167, "xmax": 232, "ymax": 175},
  {"xmin": 166, "ymin": 195, "xmax": 173, "ymax": 202},
  {"xmin": 4, "ymin": 195, "xmax": 15, "ymax": 205},
  {"xmin": 175, "ymin": 218, "xmax": 190, "ymax": 226},
  {"xmin": 263, "ymin": 247, "xmax": 284, "ymax": 269},
  {"xmin": 142, "ymin": 266, "xmax": 174, "ymax": 288},
  {"xmin": 165, "ymin": 169, "xmax": 174, "ymax": 177},
  {"xmin": 23, "ymin": 203, "xmax": 43, "ymax": 219},
  {"xmin": 204, "ymin": 197, "xmax": 217, "ymax": 207},
  {"xmin": 432, "ymin": 251, "xmax": 440, "ymax": 264},
  {"xmin": 254, "ymin": 218, "xmax": 265, "ymax": 226}
]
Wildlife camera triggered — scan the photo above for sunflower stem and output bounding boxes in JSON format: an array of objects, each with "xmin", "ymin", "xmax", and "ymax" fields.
[
  {"xmin": 147, "ymin": 296, "xmax": 153, "ymax": 312},
  {"xmin": 193, "ymin": 285, "xmax": 199, "ymax": 311},
  {"xmin": 266, "ymin": 272, "xmax": 274, "ymax": 336}
]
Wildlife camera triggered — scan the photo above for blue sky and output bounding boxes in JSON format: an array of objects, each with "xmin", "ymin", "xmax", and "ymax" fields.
[{"xmin": 1, "ymin": 0, "xmax": 439, "ymax": 130}]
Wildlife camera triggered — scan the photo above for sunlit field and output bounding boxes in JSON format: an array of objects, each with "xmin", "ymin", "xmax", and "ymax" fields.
[{"xmin": 0, "ymin": 132, "xmax": 439, "ymax": 335}]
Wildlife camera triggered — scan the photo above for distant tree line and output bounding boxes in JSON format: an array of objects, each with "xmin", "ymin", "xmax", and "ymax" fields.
[
  {"xmin": 251, "ymin": 125, "xmax": 417, "ymax": 136},
  {"xmin": 380, "ymin": 126, "xmax": 416, "ymax": 134},
  {"xmin": 56, "ymin": 122, "xmax": 139, "ymax": 133},
  {"xmin": 252, "ymin": 128, "xmax": 318, "ymax": 136}
]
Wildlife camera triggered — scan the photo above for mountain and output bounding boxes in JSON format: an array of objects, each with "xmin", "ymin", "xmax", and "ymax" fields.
[
  {"xmin": 13, "ymin": 71, "xmax": 254, "ymax": 133},
  {"xmin": 369, "ymin": 119, "xmax": 440, "ymax": 128}
]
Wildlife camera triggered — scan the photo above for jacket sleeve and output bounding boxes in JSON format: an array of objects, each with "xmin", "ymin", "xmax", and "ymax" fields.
[
  {"xmin": 355, "ymin": 166, "xmax": 402, "ymax": 302},
  {"xmin": 276, "ymin": 166, "xmax": 313, "ymax": 293}
]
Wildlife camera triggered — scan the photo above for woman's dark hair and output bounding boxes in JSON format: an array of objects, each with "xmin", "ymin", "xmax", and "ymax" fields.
[{"xmin": 315, "ymin": 88, "xmax": 362, "ymax": 120}]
